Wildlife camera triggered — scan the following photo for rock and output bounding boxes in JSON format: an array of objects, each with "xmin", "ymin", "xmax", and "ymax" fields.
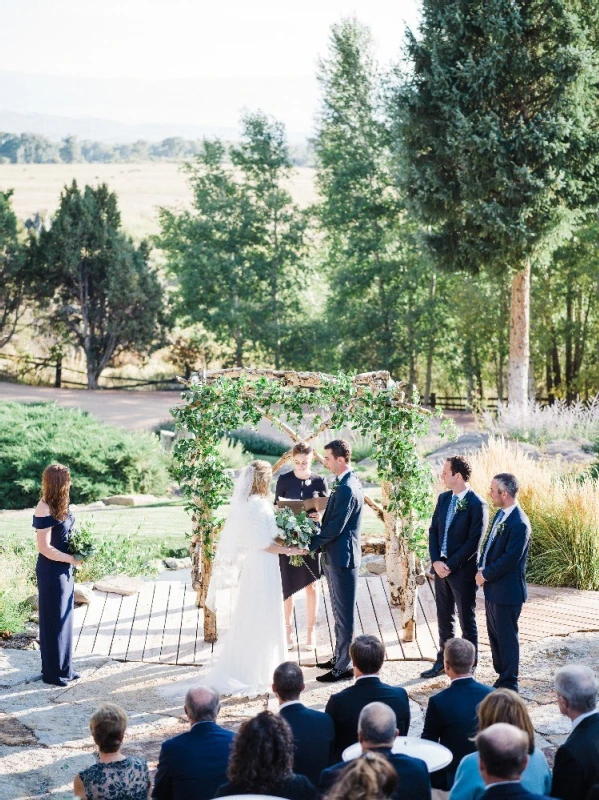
[
  {"xmin": 543, "ymin": 439, "xmax": 596, "ymax": 464},
  {"xmin": 84, "ymin": 501, "xmax": 106, "ymax": 510},
  {"xmin": 25, "ymin": 593, "xmax": 39, "ymax": 611},
  {"xmin": 360, "ymin": 554, "xmax": 386, "ymax": 576},
  {"xmin": 146, "ymin": 559, "xmax": 166, "ymax": 574},
  {"xmin": 528, "ymin": 704, "xmax": 571, "ymax": 737},
  {"xmin": 164, "ymin": 557, "xmax": 192, "ymax": 570},
  {"xmin": 74, "ymin": 583, "xmax": 94, "ymax": 605},
  {"xmin": 93, "ymin": 574, "xmax": 145, "ymax": 596},
  {"xmin": 362, "ymin": 536, "xmax": 385, "ymax": 555},
  {"xmin": 426, "ymin": 432, "xmax": 489, "ymax": 464},
  {"xmin": 101, "ymin": 494, "xmax": 158, "ymax": 507},
  {"xmin": 26, "ymin": 614, "xmax": 39, "ymax": 626}
]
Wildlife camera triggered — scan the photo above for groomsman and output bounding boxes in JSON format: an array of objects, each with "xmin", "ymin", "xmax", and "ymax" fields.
[
  {"xmin": 422, "ymin": 456, "xmax": 488, "ymax": 679},
  {"xmin": 476, "ymin": 473, "xmax": 531, "ymax": 692}
]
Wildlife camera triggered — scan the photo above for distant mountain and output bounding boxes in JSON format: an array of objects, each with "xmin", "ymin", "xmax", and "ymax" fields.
[
  {"xmin": 0, "ymin": 70, "xmax": 315, "ymax": 144},
  {"xmin": 0, "ymin": 109, "xmax": 240, "ymax": 144}
]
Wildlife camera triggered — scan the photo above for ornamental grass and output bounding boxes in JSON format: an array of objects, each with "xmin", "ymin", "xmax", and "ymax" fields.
[{"xmin": 463, "ymin": 437, "xmax": 599, "ymax": 590}]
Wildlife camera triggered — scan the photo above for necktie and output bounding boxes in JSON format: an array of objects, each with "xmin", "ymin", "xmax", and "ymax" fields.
[
  {"xmin": 441, "ymin": 494, "xmax": 458, "ymax": 557},
  {"xmin": 480, "ymin": 509, "xmax": 505, "ymax": 569}
]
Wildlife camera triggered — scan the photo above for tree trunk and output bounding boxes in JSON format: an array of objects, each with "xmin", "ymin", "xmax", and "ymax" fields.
[
  {"xmin": 382, "ymin": 482, "xmax": 417, "ymax": 641},
  {"xmin": 507, "ymin": 262, "xmax": 531, "ymax": 410},
  {"xmin": 423, "ymin": 272, "xmax": 437, "ymax": 405},
  {"xmin": 190, "ymin": 512, "xmax": 218, "ymax": 642}
]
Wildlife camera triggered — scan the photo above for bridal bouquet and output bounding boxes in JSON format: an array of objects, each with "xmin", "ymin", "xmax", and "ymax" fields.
[
  {"xmin": 68, "ymin": 521, "xmax": 96, "ymax": 560},
  {"xmin": 274, "ymin": 507, "xmax": 317, "ymax": 567}
]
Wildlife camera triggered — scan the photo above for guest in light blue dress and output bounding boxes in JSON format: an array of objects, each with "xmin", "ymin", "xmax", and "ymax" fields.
[{"xmin": 450, "ymin": 689, "xmax": 551, "ymax": 800}]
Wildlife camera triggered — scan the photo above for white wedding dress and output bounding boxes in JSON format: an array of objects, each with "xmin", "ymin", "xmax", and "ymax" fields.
[{"xmin": 202, "ymin": 469, "xmax": 286, "ymax": 697}]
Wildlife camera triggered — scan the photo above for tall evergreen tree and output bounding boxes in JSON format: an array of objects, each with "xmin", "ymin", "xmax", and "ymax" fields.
[
  {"xmin": 31, "ymin": 182, "xmax": 167, "ymax": 388},
  {"xmin": 391, "ymin": 0, "xmax": 599, "ymax": 408},
  {"xmin": 0, "ymin": 190, "xmax": 27, "ymax": 349}
]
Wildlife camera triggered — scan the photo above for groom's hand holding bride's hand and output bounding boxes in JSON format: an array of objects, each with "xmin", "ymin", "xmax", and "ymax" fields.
[
  {"xmin": 308, "ymin": 510, "xmax": 322, "ymax": 522},
  {"xmin": 288, "ymin": 546, "xmax": 308, "ymax": 556}
]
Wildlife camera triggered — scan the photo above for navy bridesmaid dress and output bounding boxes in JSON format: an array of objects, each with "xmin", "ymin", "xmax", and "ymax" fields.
[{"xmin": 33, "ymin": 510, "xmax": 76, "ymax": 685}]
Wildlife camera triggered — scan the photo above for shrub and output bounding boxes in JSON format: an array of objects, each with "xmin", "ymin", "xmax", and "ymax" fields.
[
  {"xmin": 0, "ymin": 537, "xmax": 37, "ymax": 636},
  {"xmin": 463, "ymin": 437, "xmax": 599, "ymax": 590},
  {"xmin": 484, "ymin": 395, "xmax": 599, "ymax": 445},
  {"xmin": 228, "ymin": 429, "xmax": 289, "ymax": 457},
  {"xmin": 217, "ymin": 437, "xmax": 252, "ymax": 469},
  {"xmin": 0, "ymin": 401, "xmax": 170, "ymax": 509},
  {"xmin": 349, "ymin": 432, "xmax": 375, "ymax": 463}
]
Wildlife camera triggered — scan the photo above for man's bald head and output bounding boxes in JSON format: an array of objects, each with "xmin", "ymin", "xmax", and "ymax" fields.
[
  {"xmin": 184, "ymin": 685, "xmax": 220, "ymax": 724},
  {"xmin": 476, "ymin": 723, "xmax": 529, "ymax": 782},
  {"xmin": 358, "ymin": 702, "xmax": 398, "ymax": 747}
]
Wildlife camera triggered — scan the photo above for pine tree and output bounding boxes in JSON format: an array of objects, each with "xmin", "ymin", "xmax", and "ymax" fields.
[{"xmin": 391, "ymin": 0, "xmax": 599, "ymax": 408}]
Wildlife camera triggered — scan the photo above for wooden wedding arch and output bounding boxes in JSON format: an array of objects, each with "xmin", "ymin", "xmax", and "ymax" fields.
[{"xmin": 172, "ymin": 368, "xmax": 439, "ymax": 645}]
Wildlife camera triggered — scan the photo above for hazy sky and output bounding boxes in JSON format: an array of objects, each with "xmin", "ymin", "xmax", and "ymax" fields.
[{"xmin": 2, "ymin": 0, "xmax": 420, "ymax": 134}]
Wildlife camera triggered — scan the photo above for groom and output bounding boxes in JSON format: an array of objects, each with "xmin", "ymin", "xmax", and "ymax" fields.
[{"xmin": 309, "ymin": 439, "xmax": 364, "ymax": 683}]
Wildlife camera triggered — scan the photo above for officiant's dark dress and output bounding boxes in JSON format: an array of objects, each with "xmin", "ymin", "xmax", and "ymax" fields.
[
  {"xmin": 33, "ymin": 511, "xmax": 75, "ymax": 684},
  {"xmin": 275, "ymin": 471, "xmax": 327, "ymax": 599}
]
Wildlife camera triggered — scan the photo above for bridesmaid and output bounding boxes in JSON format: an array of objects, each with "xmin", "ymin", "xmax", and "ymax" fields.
[
  {"xmin": 275, "ymin": 443, "xmax": 328, "ymax": 650},
  {"xmin": 33, "ymin": 464, "xmax": 83, "ymax": 687}
]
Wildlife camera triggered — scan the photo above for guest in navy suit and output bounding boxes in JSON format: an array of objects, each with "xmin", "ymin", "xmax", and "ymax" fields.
[
  {"xmin": 422, "ymin": 455, "xmax": 488, "ymax": 679},
  {"xmin": 475, "ymin": 723, "xmax": 551, "ymax": 800},
  {"xmin": 273, "ymin": 662, "xmax": 335, "ymax": 785},
  {"xmin": 551, "ymin": 665, "xmax": 599, "ymax": 800},
  {"xmin": 325, "ymin": 635, "xmax": 410, "ymax": 763},
  {"xmin": 319, "ymin": 702, "xmax": 431, "ymax": 800},
  {"xmin": 422, "ymin": 638, "xmax": 493, "ymax": 789},
  {"xmin": 476, "ymin": 473, "xmax": 531, "ymax": 691},
  {"xmin": 152, "ymin": 686, "xmax": 234, "ymax": 800}
]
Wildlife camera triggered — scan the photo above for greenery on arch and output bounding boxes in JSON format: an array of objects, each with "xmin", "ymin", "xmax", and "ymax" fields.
[{"xmin": 171, "ymin": 371, "xmax": 453, "ymax": 561}]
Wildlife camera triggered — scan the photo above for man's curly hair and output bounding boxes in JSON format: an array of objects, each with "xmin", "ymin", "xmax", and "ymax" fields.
[{"xmin": 226, "ymin": 710, "xmax": 294, "ymax": 792}]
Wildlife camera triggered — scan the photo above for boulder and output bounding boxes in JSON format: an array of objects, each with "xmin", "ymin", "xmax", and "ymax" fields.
[
  {"xmin": 359, "ymin": 554, "xmax": 386, "ymax": 576},
  {"xmin": 164, "ymin": 557, "xmax": 192, "ymax": 570},
  {"xmin": 74, "ymin": 583, "xmax": 94, "ymax": 605},
  {"xmin": 25, "ymin": 594, "xmax": 38, "ymax": 611},
  {"xmin": 84, "ymin": 501, "xmax": 106, "ymax": 510},
  {"xmin": 101, "ymin": 494, "xmax": 157, "ymax": 507},
  {"xmin": 93, "ymin": 574, "xmax": 145, "ymax": 596}
]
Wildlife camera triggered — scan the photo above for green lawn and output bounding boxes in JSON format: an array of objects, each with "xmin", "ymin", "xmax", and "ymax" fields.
[{"xmin": 0, "ymin": 491, "xmax": 384, "ymax": 546}]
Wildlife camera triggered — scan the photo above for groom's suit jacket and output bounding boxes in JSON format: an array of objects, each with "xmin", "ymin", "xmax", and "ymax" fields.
[
  {"xmin": 480, "ymin": 505, "xmax": 531, "ymax": 605},
  {"xmin": 309, "ymin": 470, "xmax": 364, "ymax": 569},
  {"xmin": 429, "ymin": 489, "xmax": 488, "ymax": 578}
]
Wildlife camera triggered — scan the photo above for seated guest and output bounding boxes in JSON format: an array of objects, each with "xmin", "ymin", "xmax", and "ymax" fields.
[
  {"xmin": 274, "ymin": 662, "xmax": 335, "ymax": 784},
  {"xmin": 319, "ymin": 702, "xmax": 431, "ymax": 800},
  {"xmin": 552, "ymin": 665, "xmax": 599, "ymax": 800},
  {"xmin": 74, "ymin": 703, "xmax": 150, "ymax": 800},
  {"xmin": 152, "ymin": 685, "xmax": 234, "ymax": 800},
  {"xmin": 324, "ymin": 752, "xmax": 398, "ymax": 800},
  {"xmin": 450, "ymin": 689, "xmax": 551, "ymax": 800},
  {"xmin": 325, "ymin": 634, "xmax": 410, "ymax": 762},
  {"xmin": 215, "ymin": 710, "xmax": 317, "ymax": 799},
  {"xmin": 422, "ymin": 637, "xmax": 494, "ymax": 789},
  {"xmin": 475, "ymin": 723, "xmax": 551, "ymax": 800}
]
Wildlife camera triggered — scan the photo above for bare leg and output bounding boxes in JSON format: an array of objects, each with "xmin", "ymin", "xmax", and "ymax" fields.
[
  {"xmin": 284, "ymin": 596, "xmax": 294, "ymax": 647},
  {"xmin": 305, "ymin": 582, "xmax": 319, "ymax": 646}
]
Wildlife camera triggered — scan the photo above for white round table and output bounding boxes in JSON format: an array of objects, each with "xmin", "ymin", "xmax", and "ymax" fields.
[{"xmin": 342, "ymin": 737, "xmax": 453, "ymax": 773}]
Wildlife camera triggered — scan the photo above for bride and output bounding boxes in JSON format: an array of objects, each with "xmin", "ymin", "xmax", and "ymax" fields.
[{"xmin": 203, "ymin": 460, "xmax": 306, "ymax": 697}]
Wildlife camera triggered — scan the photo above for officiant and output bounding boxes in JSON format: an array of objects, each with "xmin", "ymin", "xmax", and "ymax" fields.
[{"xmin": 275, "ymin": 442, "xmax": 328, "ymax": 651}]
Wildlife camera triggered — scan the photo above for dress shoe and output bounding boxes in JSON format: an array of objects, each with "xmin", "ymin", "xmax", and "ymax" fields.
[
  {"xmin": 67, "ymin": 673, "xmax": 81, "ymax": 681},
  {"xmin": 317, "ymin": 659, "xmax": 337, "ymax": 670},
  {"xmin": 420, "ymin": 661, "xmax": 445, "ymax": 679},
  {"xmin": 316, "ymin": 668, "xmax": 354, "ymax": 683}
]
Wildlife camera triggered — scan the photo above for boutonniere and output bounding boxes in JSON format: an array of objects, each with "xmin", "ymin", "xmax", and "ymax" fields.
[
  {"xmin": 495, "ymin": 521, "xmax": 506, "ymax": 536},
  {"xmin": 455, "ymin": 498, "xmax": 469, "ymax": 512},
  {"xmin": 329, "ymin": 478, "xmax": 340, "ymax": 496}
]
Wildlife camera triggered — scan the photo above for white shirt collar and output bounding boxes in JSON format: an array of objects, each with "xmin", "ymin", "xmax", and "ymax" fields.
[
  {"xmin": 453, "ymin": 486, "xmax": 470, "ymax": 500},
  {"xmin": 485, "ymin": 781, "xmax": 522, "ymax": 790},
  {"xmin": 355, "ymin": 674, "xmax": 380, "ymax": 682},
  {"xmin": 337, "ymin": 468, "xmax": 351, "ymax": 482},
  {"xmin": 571, "ymin": 710, "xmax": 598, "ymax": 731},
  {"xmin": 497, "ymin": 502, "xmax": 518, "ymax": 520},
  {"xmin": 279, "ymin": 700, "xmax": 302, "ymax": 711},
  {"xmin": 451, "ymin": 675, "xmax": 472, "ymax": 682}
]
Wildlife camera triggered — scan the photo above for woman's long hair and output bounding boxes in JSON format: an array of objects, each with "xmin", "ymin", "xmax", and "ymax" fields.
[
  {"xmin": 41, "ymin": 464, "xmax": 71, "ymax": 521},
  {"xmin": 325, "ymin": 752, "xmax": 398, "ymax": 800},
  {"xmin": 476, "ymin": 689, "xmax": 535, "ymax": 755},
  {"xmin": 226, "ymin": 711, "xmax": 294, "ymax": 792}
]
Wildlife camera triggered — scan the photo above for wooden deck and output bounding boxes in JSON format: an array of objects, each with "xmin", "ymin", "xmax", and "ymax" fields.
[{"xmin": 72, "ymin": 577, "xmax": 599, "ymax": 668}]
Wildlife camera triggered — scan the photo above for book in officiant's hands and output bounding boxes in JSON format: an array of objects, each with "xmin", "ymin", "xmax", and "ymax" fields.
[{"xmin": 277, "ymin": 495, "xmax": 328, "ymax": 516}]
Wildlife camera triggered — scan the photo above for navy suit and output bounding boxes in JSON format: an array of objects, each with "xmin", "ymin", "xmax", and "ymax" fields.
[
  {"xmin": 429, "ymin": 489, "xmax": 488, "ymax": 663},
  {"xmin": 152, "ymin": 720, "xmax": 235, "ymax": 800},
  {"xmin": 421, "ymin": 676, "xmax": 494, "ymax": 789},
  {"xmin": 325, "ymin": 676, "xmax": 410, "ymax": 763},
  {"xmin": 484, "ymin": 783, "xmax": 552, "ymax": 800},
  {"xmin": 319, "ymin": 749, "xmax": 431, "ymax": 800},
  {"xmin": 551, "ymin": 712, "xmax": 599, "ymax": 800},
  {"xmin": 279, "ymin": 702, "xmax": 335, "ymax": 785},
  {"xmin": 480, "ymin": 504, "xmax": 531, "ymax": 691},
  {"xmin": 309, "ymin": 470, "xmax": 364, "ymax": 672}
]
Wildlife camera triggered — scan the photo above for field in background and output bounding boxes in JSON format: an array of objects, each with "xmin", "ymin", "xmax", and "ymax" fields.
[{"xmin": 0, "ymin": 162, "xmax": 318, "ymax": 240}]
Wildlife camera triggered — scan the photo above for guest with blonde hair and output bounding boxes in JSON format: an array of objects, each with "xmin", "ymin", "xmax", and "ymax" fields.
[
  {"xmin": 324, "ymin": 752, "xmax": 397, "ymax": 800},
  {"xmin": 450, "ymin": 690, "xmax": 551, "ymax": 800},
  {"xmin": 74, "ymin": 703, "xmax": 150, "ymax": 799}
]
